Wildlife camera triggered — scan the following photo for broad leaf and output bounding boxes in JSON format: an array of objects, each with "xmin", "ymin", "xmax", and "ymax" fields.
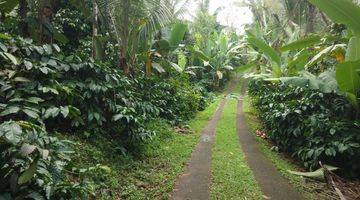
[
  {"xmin": 280, "ymin": 35, "xmax": 321, "ymax": 52},
  {"xmin": 0, "ymin": 121, "xmax": 22, "ymax": 144},
  {"xmin": 336, "ymin": 61, "xmax": 360, "ymax": 95},
  {"xmin": 305, "ymin": 44, "xmax": 346, "ymax": 68},
  {"xmin": 309, "ymin": 0, "xmax": 360, "ymax": 33},
  {"xmin": 23, "ymin": 109, "xmax": 39, "ymax": 119},
  {"xmin": 4, "ymin": 52, "xmax": 19, "ymax": 65},
  {"xmin": 152, "ymin": 62, "xmax": 165, "ymax": 73},
  {"xmin": 169, "ymin": 62, "xmax": 183, "ymax": 72},
  {"xmin": 0, "ymin": 0, "xmax": 19, "ymax": 13},
  {"xmin": 235, "ymin": 62, "xmax": 257, "ymax": 73},
  {"xmin": 247, "ymin": 36, "xmax": 281, "ymax": 66},
  {"xmin": 169, "ymin": 23, "xmax": 187, "ymax": 50},
  {"xmin": 18, "ymin": 159, "xmax": 38, "ymax": 185},
  {"xmin": 20, "ymin": 144, "xmax": 37, "ymax": 156},
  {"xmin": 346, "ymin": 37, "xmax": 360, "ymax": 62},
  {"xmin": 0, "ymin": 106, "xmax": 20, "ymax": 116}
]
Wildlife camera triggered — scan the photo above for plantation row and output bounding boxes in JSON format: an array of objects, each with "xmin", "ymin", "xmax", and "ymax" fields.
[
  {"xmin": 0, "ymin": 0, "xmax": 244, "ymax": 198},
  {"xmin": 243, "ymin": 0, "xmax": 360, "ymax": 178}
]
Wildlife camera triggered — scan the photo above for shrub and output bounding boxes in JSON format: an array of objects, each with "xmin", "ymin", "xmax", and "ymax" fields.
[
  {"xmin": 248, "ymin": 78, "xmax": 360, "ymax": 177},
  {"xmin": 0, "ymin": 120, "xmax": 95, "ymax": 199},
  {"xmin": 0, "ymin": 37, "xmax": 160, "ymax": 141}
]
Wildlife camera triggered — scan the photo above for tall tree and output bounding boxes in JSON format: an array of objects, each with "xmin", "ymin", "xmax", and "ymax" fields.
[
  {"xmin": 97, "ymin": 0, "xmax": 173, "ymax": 76},
  {"xmin": 19, "ymin": 0, "xmax": 29, "ymax": 36},
  {"xmin": 92, "ymin": 0, "xmax": 99, "ymax": 59}
]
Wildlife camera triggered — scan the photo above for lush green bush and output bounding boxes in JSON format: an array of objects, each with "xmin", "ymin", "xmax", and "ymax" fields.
[
  {"xmin": 0, "ymin": 120, "xmax": 98, "ymax": 199},
  {"xmin": 0, "ymin": 36, "xmax": 211, "ymax": 197},
  {"xmin": 248, "ymin": 78, "xmax": 360, "ymax": 177}
]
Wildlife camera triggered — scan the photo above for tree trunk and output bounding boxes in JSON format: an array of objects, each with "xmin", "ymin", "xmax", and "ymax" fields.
[
  {"xmin": 320, "ymin": 11, "xmax": 330, "ymax": 27},
  {"xmin": 92, "ymin": 0, "xmax": 99, "ymax": 59},
  {"xmin": 119, "ymin": 0, "xmax": 130, "ymax": 76},
  {"xmin": 19, "ymin": 0, "xmax": 29, "ymax": 37},
  {"xmin": 145, "ymin": 52, "xmax": 152, "ymax": 76},
  {"xmin": 0, "ymin": 12, "xmax": 5, "ymax": 22},
  {"xmin": 37, "ymin": 0, "xmax": 60, "ymax": 44},
  {"xmin": 305, "ymin": 4, "xmax": 316, "ymax": 34}
]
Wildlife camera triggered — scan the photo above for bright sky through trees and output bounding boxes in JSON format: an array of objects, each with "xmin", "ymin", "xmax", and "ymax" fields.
[{"xmin": 184, "ymin": 0, "xmax": 254, "ymax": 33}]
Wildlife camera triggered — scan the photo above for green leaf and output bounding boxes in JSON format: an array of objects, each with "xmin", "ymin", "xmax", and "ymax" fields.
[
  {"xmin": 53, "ymin": 31, "xmax": 69, "ymax": 44},
  {"xmin": 305, "ymin": 45, "xmax": 335, "ymax": 68},
  {"xmin": 0, "ymin": 0, "xmax": 19, "ymax": 13},
  {"xmin": 52, "ymin": 44, "xmax": 61, "ymax": 52},
  {"xmin": 152, "ymin": 62, "xmax": 165, "ymax": 73},
  {"xmin": 308, "ymin": 0, "xmax": 360, "ymax": 33},
  {"xmin": 247, "ymin": 36, "xmax": 281, "ymax": 66},
  {"xmin": 280, "ymin": 35, "xmax": 321, "ymax": 52},
  {"xmin": 346, "ymin": 36, "xmax": 360, "ymax": 62},
  {"xmin": 169, "ymin": 62, "xmax": 183, "ymax": 72},
  {"xmin": 112, "ymin": 114, "xmax": 123, "ymax": 121},
  {"xmin": 23, "ymin": 109, "xmax": 39, "ymax": 119},
  {"xmin": 154, "ymin": 39, "xmax": 170, "ymax": 55},
  {"xmin": 0, "ymin": 121, "xmax": 22, "ymax": 144},
  {"xmin": 24, "ymin": 60, "xmax": 33, "ymax": 70},
  {"xmin": 235, "ymin": 62, "xmax": 257, "ymax": 73},
  {"xmin": 4, "ymin": 52, "xmax": 19, "ymax": 65},
  {"xmin": 189, "ymin": 48, "xmax": 210, "ymax": 61},
  {"xmin": 18, "ymin": 158, "xmax": 38, "ymax": 185},
  {"xmin": 169, "ymin": 23, "xmax": 187, "ymax": 50},
  {"xmin": 44, "ymin": 107, "xmax": 60, "ymax": 119},
  {"xmin": 20, "ymin": 143, "xmax": 37, "ymax": 156},
  {"xmin": 0, "ymin": 106, "xmax": 20, "ymax": 116},
  {"xmin": 178, "ymin": 51, "xmax": 187, "ymax": 70},
  {"xmin": 60, "ymin": 106, "xmax": 70, "ymax": 118},
  {"xmin": 336, "ymin": 60, "xmax": 360, "ymax": 95},
  {"xmin": 43, "ymin": 44, "xmax": 53, "ymax": 55},
  {"xmin": 13, "ymin": 77, "xmax": 30, "ymax": 82},
  {"xmin": 27, "ymin": 97, "xmax": 44, "ymax": 104}
]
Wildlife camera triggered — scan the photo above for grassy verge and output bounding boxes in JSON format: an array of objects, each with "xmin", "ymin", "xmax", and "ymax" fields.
[
  {"xmin": 242, "ymin": 93, "xmax": 317, "ymax": 200},
  {"xmin": 210, "ymin": 98, "xmax": 263, "ymax": 200},
  {"xmin": 65, "ymin": 96, "xmax": 223, "ymax": 200}
]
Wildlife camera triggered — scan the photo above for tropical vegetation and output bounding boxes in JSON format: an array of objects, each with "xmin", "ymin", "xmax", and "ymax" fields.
[{"xmin": 1, "ymin": 0, "xmax": 360, "ymax": 199}]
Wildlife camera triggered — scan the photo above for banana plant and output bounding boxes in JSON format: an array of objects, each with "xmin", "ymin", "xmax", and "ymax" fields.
[
  {"xmin": 309, "ymin": 0, "xmax": 360, "ymax": 110},
  {"xmin": 245, "ymin": 31, "xmax": 313, "ymax": 78},
  {"xmin": 187, "ymin": 32, "xmax": 242, "ymax": 88},
  {"xmin": 145, "ymin": 22, "xmax": 188, "ymax": 75}
]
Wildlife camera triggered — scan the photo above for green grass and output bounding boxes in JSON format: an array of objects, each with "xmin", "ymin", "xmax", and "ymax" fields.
[
  {"xmin": 242, "ymin": 94, "xmax": 317, "ymax": 200},
  {"xmin": 210, "ymin": 98, "xmax": 263, "ymax": 200},
  {"xmin": 65, "ymin": 96, "xmax": 223, "ymax": 200},
  {"xmin": 189, "ymin": 97, "xmax": 223, "ymax": 134}
]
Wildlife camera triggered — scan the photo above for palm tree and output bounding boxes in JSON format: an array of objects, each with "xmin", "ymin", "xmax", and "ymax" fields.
[{"xmin": 97, "ymin": 0, "xmax": 174, "ymax": 75}]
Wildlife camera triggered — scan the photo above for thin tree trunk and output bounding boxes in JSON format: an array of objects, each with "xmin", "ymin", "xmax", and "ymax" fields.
[
  {"xmin": 92, "ymin": 0, "xmax": 99, "ymax": 59},
  {"xmin": 119, "ymin": 0, "xmax": 130, "ymax": 76},
  {"xmin": 305, "ymin": 4, "xmax": 316, "ymax": 34},
  {"xmin": 19, "ymin": 0, "xmax": 29, "ymax": 37},
  {"xmin": 0, "ymin": 12, "xmax": 5, "ymax": 22},
  {"xmin": 320, "ymin": 11, "xmax": 330, "ymax": 27}
]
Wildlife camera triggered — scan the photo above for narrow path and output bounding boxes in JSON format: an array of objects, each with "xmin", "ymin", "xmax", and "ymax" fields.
[
  {"xmin": 236, "ymin": 81, "xmax": 303, "ymax": 200},
  {"xmin": 172, "ymin": 78, "xmax": 239, "ymax": 200}
]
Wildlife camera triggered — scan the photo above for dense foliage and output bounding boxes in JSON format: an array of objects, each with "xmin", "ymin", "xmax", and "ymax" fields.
[
  {"xmin": 0, "ymin": 0, "xmax": 239, "ymax": 197},
  {"xmin": 241, "ymin": 0, "xmax": 360, "ymax": 178},
  {"xmin": 248, "ymin": 79, "xmax": 360, "ymax": 176}
]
